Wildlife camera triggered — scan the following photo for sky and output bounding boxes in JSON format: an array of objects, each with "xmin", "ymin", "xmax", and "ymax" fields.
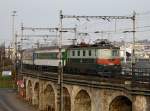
[{"xmin": 0, "ymin": 0, "xmax": 150, "ymax": 46}]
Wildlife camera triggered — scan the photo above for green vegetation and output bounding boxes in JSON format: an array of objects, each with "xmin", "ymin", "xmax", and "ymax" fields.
[
  {"xmin": 0, "ymin": 73, "xmax": 15, "ymax": 88},
  {"xmin": 0, "ymin": 48, "xmax": 15, "ymax": 88}
]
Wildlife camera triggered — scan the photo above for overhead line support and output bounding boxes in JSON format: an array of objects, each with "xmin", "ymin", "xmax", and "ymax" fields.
[
  {"xmin": 62, "ymin": 15, "xmax": 133, "ymax": 20},
  {"xmin": 22, "ymin": 27, "xmax": 76, "ymax": 32}
]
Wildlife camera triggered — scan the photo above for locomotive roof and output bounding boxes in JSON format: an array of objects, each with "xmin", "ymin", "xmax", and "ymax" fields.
[{"xmin": 69, "ymin": 40, "xmax": 119, "ymax": 49}]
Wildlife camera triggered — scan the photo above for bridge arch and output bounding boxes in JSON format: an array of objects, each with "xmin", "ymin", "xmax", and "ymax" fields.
[
  {"xmin": 74, "ymin": 89, "xmax": 91, "ymax": 111},
  {"xmin": 44, "ymin": 84, "xmax": 55, "ymax": 111},
  {"xmin": 26, "ymin": 80, "xmax": 32, "ymax": 103},
  {"xmin": 63, "ymin": 87, "xmax": 71, "ymax": 111},
  {"xmin": 109, "ymin": 96, "xmax": 132, "ymax": 111}
]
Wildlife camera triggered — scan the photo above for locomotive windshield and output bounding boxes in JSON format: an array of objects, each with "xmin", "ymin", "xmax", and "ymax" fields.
[
  {"xmin": 98, "ymin": 49, "xmax": 120, "ymax": 58},
  {"xmin": 112, "ymin": 49, "xmax": 119, "ymax": 56}
]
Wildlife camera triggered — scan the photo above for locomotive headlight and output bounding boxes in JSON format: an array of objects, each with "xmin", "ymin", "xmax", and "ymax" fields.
[{"xmin": 108, "ymin": 63, "xmax": 114, "ymax": 65}]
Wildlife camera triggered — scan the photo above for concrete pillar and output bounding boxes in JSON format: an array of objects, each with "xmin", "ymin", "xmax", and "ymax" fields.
[
  {"xmin": 133, "ymin": 95, "xmax": 148, "ymax": 111},
  {"xmin": 32, "ymin": 82, "xmax": 39, "ymax": 107},
  {"xmin": 39, "ymin": 80, "xmax": 45, "ymax": 110},
  {"xmin": 32, "ymin": 89, "xmax": 39, "ymax": 106},
  {"xmin": 99, "ymin": 90, "xmax": 110, "ymax": 111},
  {"xmin": 91, "ymin": 90, "xmax": 101, "ymax": 111},
  {"xmin": 26, "ymin": 79, "xmax": 32, "ymax": 103}
]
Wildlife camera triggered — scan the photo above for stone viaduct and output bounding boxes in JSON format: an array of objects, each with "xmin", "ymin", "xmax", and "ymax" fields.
[{"xmin": 19, "ymin": 70, "xmax": 150, "ymax": 111}]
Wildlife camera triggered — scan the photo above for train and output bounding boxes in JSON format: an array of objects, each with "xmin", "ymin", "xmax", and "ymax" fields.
[{"xmin": 22, "ymin": 39, "xmax": 121, "ymax": 75}]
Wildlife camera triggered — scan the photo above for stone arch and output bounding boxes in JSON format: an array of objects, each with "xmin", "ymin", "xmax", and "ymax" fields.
[
  {"xmin": 74, "ymin": 90, "xmax": 91, "ymax": 111},
  {"xmin": 44, "ymin": 81, "xmax": 57, "ymax": 95},
  {"xmin": 44, "ymin": 84, "xmax": 55, "ymax": 111},
  {"xmin": 33, "ymin": 82, "xmax": 39, "ymax": 106},
  {"xmin": 63, "ymin": 87, "xmax": 71, "ymax": 111},
  {"xmin": 26, "ymin": 80, "xmax": 32, "ymax": 103},
  {"xmin": 109, "ymin": 96, "xmax": 132, "ymax": 111}
]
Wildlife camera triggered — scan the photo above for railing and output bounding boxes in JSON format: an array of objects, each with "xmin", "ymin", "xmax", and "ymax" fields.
[{"xmin": 20, "ymin": 64, "xmax": 150, "ymax": 90}]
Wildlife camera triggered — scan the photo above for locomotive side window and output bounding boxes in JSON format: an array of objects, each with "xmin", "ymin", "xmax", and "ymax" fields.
[
  {"xmin": 77, "ymin": 50, "xmax": 80, "ymax": 56},
  {"xmin": 83, "ymin": 50, "xmax": 86, "ymax": 56},
  {"xmin": 95, "ymin": 49, "xmax": 97, "ymax": 56},
  {"xmin": 72, "ymin": 50, "xmax": 75, "ymax": 56},
  {"xmin": 89, "ymin": 50, "xmax": 91, "ymax": 56}
]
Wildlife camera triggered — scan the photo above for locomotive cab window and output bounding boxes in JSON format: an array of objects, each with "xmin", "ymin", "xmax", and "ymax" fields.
[
  {"xmin": 77, "ymin": 50, "xmax": 80, "ymax": 56},
  {"xmin": 83, "ymin": 50, "xmax": 86, "ymax": 56}
]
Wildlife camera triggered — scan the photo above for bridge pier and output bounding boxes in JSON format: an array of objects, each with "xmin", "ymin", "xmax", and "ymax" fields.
[
  {"xmin": 39, "ymin": 80, "xmax": 45, "ymax": 111},
  {"xmin": 132, "ymin": 95, "xmax": 150, "ymax": 111},
  {"xmin": 32, "ymin": 82, "xmax": 39, "ymax": 107},
  {"xmin": 26, "ymin": 79, "xmax": 33, "ymax": 103}
]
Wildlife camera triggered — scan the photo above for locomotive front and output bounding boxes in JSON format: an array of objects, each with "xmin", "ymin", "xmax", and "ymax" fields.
[{"xmin": 96, "ymin": 47, "xmax": 121, "ymax": 74}]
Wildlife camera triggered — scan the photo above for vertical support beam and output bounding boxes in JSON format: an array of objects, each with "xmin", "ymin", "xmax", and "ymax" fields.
[
  {"xmin": 58, "ymin": 10, "xmax": 63, "ymax": 111},
  {"xmin": 20, "ymin": 23, "xmax": 24, "ymax": 72},
  {"xmin": 74, "ymin": 27, "xmax": 77, "ymax": 45},
  {"xmin": 12, "ymin": 11, "xmax": 17, "ymax": 50},
  {"xmin": 132, "ymin": 11, "xmax": 136, "ymax": 83},
  {"xmin": 12, "ymin": 11, "xmax": 17, "ymax": 86},
  {"xmin": 15, "ymin": 32, "xmax": 18, "ymax": 81}
]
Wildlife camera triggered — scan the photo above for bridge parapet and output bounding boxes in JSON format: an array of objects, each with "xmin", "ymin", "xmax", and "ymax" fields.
[{"xmin": 19, "ymin": 68, "xmax": 150, "ymax": 95}]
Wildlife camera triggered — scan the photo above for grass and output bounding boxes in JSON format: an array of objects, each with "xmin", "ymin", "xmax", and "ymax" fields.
[{"xmin": 0, "ymin": 75, "xmax": 15, "ymax": 88}]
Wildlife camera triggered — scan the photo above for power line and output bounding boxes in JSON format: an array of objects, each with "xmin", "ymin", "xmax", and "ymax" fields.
[
  {"xmin": 18, "ymin": 34, "xmax": 57, "ymax": 38},
  {"xmin": 136, "ymin": 29, "xmax": 150, "ymax": 33},
  {"xmin": 137, "ymin": 11, "xmax": 150, "ymax": 15},
  {"xmin": 22, "ymin": 27, "xmax": 76, "ymax": 32}
]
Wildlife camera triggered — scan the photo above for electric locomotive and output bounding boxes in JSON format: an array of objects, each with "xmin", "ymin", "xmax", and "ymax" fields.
[{"xmin": 65, "ymin": 40, "xmax": 121, "ymax": 75}]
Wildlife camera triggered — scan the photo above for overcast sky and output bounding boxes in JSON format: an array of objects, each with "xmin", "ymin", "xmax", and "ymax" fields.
[{"xmin": 0, "ymin": 0, "xmax": 150, "ymax": 46}]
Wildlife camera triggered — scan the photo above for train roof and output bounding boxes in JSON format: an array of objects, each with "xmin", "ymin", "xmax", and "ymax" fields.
[
  {"xmin": 69, "ymin": 39, "xmax": 119, "ymax": 49},
  {"xmin": 23, "ymin": 39, "xmax": 119, "ymax": 52},
  {"xmin": 23, "ymin": 45, "xmax": 72, "ymax": 52},
  {"xmin": 34, "ymin": 45, "xmax": 71, "ymax": 51}
]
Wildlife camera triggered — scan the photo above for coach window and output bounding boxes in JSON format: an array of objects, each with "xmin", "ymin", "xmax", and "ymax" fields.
[
  {"xmin": 78, "ymin": 50, "xmax": 80, "ymax": 56},
  {"xmin": 89, "ymin": 50, "xmax": 91, "ymax": 56},
  {"xmin": 72, "ymin": 50, "xmax": 75, "ymax": 56},
  {"xmin": 83, "ymin": 50, "xmax": 86, "ymax": 56}
]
